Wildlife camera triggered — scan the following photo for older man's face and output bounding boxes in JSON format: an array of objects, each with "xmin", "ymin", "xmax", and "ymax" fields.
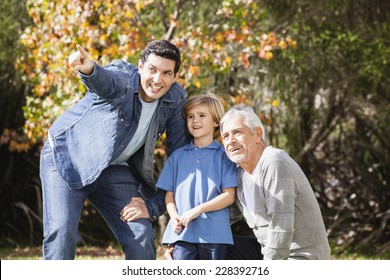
[{"xmin": 221, "ymin": 116, "xmax": 262, "ymax": 170}]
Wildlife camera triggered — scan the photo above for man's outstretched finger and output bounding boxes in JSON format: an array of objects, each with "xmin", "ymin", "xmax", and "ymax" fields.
[{"xmin": 76, "ymin": 44, "xmax": 88, "ymax": 58}]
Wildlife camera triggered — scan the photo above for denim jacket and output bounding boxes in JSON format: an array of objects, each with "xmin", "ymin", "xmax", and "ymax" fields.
[{"xmin": 48, "ymin": 60, "xmax": 190, "ymax": 219}]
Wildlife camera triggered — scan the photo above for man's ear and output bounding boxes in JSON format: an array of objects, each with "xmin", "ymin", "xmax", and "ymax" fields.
[
  {"xmin": 254, "ymin": 127, "xmax": 263, "ymax": 144},
  {"xmin": 138, "ymin": 59, "xmax": 143, "ymax": 70},
  {"xmin": 173, "ymin": 72, "xmax": 179, "ymax": 82}
]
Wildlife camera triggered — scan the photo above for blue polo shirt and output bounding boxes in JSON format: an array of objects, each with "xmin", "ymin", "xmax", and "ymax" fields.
[{"xmin": 157, "ymin": 140, "xmax": 238, "ymax": 245}]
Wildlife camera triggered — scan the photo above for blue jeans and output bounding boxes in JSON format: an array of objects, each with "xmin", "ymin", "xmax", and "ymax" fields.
[
  {"xmin": 40, "ymin": 141, "xmax": 156, "ymax": 260},
  {"xmin": 172, "ymin": 241, "xmax": 228, "ymax": 260}
]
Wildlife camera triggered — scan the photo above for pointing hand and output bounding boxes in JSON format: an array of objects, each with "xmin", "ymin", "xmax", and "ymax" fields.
[{"xmin": 68, "ymin": 44, "xmax": 95, "ymax": 75}]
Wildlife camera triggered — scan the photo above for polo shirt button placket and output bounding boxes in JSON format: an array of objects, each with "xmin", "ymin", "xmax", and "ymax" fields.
[{"xmin": 195, "ymin": 147, "xmax": 200, "ymax": 164}]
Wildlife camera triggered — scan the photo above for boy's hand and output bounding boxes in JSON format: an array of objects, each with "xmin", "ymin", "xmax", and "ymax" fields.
[
  {"xmin": 171, "ymin": 215, "xmax": 183, "ymax": 234},
  {"xmin": 180, "ymin": 207, "xmax": 201, "ymax": 228},
  {"xmin": 68, "ymin": 44, "xmax": 95, "ymax": 75}
]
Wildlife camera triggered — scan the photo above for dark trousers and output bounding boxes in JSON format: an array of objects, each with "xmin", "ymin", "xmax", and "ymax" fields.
[{"xmin": 227, "ymin": 235, "xmax": 264, "ymax": 260}]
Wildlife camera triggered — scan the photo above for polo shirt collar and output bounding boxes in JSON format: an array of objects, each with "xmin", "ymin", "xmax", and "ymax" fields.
[{"xmin": 184, "ymin": 139, "xmax": 220, "ymax": 150}]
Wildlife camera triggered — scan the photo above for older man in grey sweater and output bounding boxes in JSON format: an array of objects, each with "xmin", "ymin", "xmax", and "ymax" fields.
[{"xmin": 220, "ymin": 104, "xmax": 331, "ymax": 260}]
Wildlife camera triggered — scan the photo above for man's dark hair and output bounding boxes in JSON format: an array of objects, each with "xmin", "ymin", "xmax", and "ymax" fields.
[{"xmin": 141, "ymin": 40, "xmax": 181, "ymax": 74}]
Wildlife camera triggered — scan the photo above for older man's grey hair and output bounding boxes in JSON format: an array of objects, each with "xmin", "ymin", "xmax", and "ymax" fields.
[{"xmin": 220, "ymin": 104, "xmax": 266, "ymax": 142}]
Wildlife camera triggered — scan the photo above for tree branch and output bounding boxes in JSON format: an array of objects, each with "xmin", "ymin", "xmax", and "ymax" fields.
[
  {"xmin": 164, "ymin": 0, "xmax": 186, "ymax": 41},
  {"xmin": 157, "ymin": 0, "xmax": 169, "ymax": 31}
]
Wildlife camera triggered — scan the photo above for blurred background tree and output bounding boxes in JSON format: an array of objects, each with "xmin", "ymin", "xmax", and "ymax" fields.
[{"xmin": 0, "ymin": 0, "xmax": 388, "ymax": 257}]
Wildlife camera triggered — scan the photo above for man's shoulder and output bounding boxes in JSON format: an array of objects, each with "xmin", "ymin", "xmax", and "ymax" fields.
[
  {"xmin": 265, "ymin": 146, "xmax": 298, "ymax": 167},
  {"xmin": 159, "ymin": 83, "xmax": 187, "ymax": 106},
  {"xmin": 167, "ymin": 81, "xmax": 188, "ymax": 98},
  {"xmin": 107, "ymin": 60, "xmax": 137, "ymax": 74}
]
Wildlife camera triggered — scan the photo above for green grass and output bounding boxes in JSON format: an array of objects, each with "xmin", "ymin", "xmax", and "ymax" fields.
[
  {"xmin": 1, "ymin": 245, "xmax": 388, "ymax": 260},
  {"xmin": 0, "ymin": 244, "xmax": 172, "ymax": 260},
  {"xmin": 331, "ymin": 247, "xmax": 390, "ymax": 260},
  {"xmin": 0, "ymin": 245, "xmax": 124, "ymax": 260}
]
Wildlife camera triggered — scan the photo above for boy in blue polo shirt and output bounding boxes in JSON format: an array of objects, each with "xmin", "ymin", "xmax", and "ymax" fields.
[{"xmin": 157, "ymin": 93, "xmax": 238, "ymax": 260}]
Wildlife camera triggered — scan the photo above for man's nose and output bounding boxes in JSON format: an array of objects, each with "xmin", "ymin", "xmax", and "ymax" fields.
[
  {"xmin": 153, "ymin": 72, "xmax": 162, "ymax": 83},
  {"xmin": 223, "ymin": 135, "xmax": 235, "ymax": 145}
]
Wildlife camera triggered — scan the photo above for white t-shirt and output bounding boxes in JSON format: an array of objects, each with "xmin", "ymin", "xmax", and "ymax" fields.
[{"xmin": 111, "ymin": 98, "xmax": 158, "ymax": 164}]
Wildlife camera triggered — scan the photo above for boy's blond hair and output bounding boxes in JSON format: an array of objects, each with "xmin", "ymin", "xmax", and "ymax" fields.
[{"xmin": 183, "ymin": 92, "xmax": 225, "ymax": 139}]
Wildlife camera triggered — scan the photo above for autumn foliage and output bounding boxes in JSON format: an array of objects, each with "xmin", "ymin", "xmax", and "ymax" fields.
[
  {"xmin": 3, "ymin": 0, "xmax": 295, "ymax": 151},
  {"xmin": 3, "ymin": 0, "xmax": 388, "ymax": 255}
]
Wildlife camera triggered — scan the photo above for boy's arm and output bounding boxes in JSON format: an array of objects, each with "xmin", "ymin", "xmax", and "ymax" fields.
[
  {"xmin": 166, "ymin": 191, "xmax": 183, "ymax": 234},
  {"xmin": 180, "ymin": 187, "xmax": 236, "ymax": 228}
]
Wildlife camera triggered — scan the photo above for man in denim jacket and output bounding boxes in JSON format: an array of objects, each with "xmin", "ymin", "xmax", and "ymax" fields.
[{"xmin": 40, "ymin": 40, "xmax": 191, "ymax": 259}]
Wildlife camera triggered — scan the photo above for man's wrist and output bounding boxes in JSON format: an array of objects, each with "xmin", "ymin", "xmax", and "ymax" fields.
[{"xmin": 145, "ymin": 200, "xmax": 156, "ymax": 221}]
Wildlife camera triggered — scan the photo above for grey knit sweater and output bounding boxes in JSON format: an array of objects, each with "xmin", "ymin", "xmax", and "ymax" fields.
[{"xmin": 236, "ymin": 146, "xmax": 331, "ymax": 260}]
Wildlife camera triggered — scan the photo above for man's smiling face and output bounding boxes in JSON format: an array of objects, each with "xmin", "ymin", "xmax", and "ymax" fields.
[{"xmin": 138, "ymin": 54, "xmax": 178, "ymax": 102}]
